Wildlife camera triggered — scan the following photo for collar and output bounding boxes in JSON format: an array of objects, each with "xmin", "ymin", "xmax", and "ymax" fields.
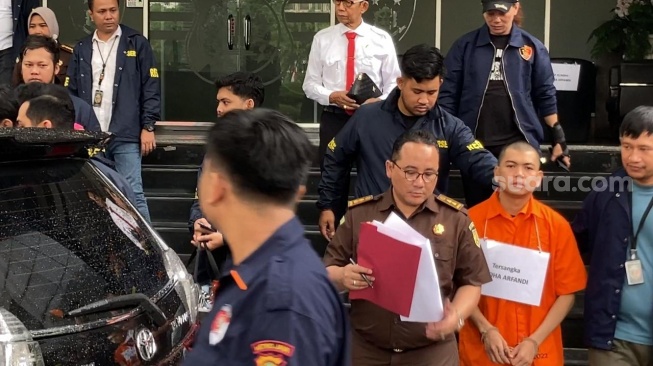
[
  {"xmin": 377, "ymin": 188, "xmax": 439, "ymax": 215},
  {"xmin": 93, "ymin": 26, "xmax": 122, "ymax": 43},
  {"xmin": 475, "ymin": 23, "xmax": 525, "ymax": 48},
  {"xmin": 223, "ymin": 217, "xmax": 305, "ymax": 291},
  {"xmin": 485, "ymin": 191, "xmax": 543, "ymax": 220},
  {"xmin": 337, "ymin": 20, "xmax": 371, "ymax": 37},
  {"xmin": 381, "ymin": 88, "xmax": 443, "ymax": 121}
]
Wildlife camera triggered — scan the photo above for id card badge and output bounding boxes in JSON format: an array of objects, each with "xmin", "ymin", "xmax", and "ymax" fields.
[
  {"xmin": 93, "ymin": 90, "xmax": 103, "ymax": 107},
  {"xmin": 626, "ymin": 259, "xmax": 644, "ymax": 285}
]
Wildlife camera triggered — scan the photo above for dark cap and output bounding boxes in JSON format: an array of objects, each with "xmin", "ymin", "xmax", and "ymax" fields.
[{"xmin": 482, "ymin": 0, "xmax": 518, "ymax": 13}]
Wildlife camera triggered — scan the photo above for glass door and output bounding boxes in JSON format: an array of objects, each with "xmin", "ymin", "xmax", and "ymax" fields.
[
  {"xmin": 47, "ymin": 0, "xmax": 144, "ymax": 46},
  {"xmin": 149, "ymin": 0, "xmax": 331, "ymax": 123}
]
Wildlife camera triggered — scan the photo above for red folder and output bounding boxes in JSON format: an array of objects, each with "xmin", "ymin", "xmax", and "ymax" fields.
[{"xmin": 349, "ymin": 222, "xmax": 422, "ymax": 316}]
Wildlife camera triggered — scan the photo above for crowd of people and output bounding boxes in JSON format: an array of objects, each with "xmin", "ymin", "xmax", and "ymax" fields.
[
  {"xmin": 2, "ymin": 0, "xmax": 157, "ymax": 222},
  {"xmin": 3, "ymin": 0, "xmax": 653, "ymax": 365}
]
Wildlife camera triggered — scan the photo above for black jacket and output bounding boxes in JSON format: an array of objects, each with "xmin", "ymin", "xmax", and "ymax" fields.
[
  {"xmin": 318, "ymin": 88, "xmax": 497, "ymax": 209},
  {"xmin": 67, "ymin": 25, "xmax": 160, "ymax": 142},
  {"xmin": 572, "ymin": 169, "xmax": 638, "ymax": 350},
  {"xmin": 439, "ymin": 24, "xmax": 557, "ymax": 146},
  {"xmin": 11, "ymin": 0, "xmax": 40, "ymax": 58}
]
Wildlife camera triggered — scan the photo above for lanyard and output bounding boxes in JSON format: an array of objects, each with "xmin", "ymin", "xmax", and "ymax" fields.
[
  {"xmin": 628, "ymin": 192, "xmax": 653, "ymax": 258},
  {"xmin": 94, "ymin": 36, "xmax": 118, "ymax": 87}
]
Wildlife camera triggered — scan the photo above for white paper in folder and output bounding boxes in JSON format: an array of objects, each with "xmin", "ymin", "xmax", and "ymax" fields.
[{"xmin": 383, "ymin": 213, "xmax": 444, "ymax": 322}]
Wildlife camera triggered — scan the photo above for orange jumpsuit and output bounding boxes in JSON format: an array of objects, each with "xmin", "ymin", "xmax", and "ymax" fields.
[{"xmin": 459, "ymin": 192, "xmax": 586, "ymax": 366}]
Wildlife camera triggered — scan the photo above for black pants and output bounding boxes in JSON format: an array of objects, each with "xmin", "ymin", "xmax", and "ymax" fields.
[
  {"xmin": 319, "ymin": 108, "xmax": 351, "ymax": 225},
  {"xmin": 0, "ymin": 47, "xmax": 14, "ymax": 86}
]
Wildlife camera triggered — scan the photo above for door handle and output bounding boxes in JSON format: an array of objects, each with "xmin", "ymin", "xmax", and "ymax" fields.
[
  {"xmin": 244, "ymin": 14, "xmax": 251, "ymax": 50},
  {"xmin": 227, "ymin": 14, "xmax": 235, "ymax": 50}
]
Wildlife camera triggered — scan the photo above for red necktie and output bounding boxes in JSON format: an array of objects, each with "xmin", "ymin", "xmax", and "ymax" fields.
[{"xmin": 345, "ymin": 31, "xmax": 357, "ymax": 115}]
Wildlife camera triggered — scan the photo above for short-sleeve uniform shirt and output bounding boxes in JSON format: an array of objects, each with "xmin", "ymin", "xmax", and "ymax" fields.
[{"xmin": 324, "ymin": 190, "xmax": 491, "ymax": 351}]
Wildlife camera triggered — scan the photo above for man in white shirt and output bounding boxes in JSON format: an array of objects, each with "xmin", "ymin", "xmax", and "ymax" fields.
[
  {"xmin": 303, "ymin": 0, "xmax": 401, "ymax": 224},
  {"xmin": 67, "ymin": 0, "xmax": 161, "ymax": 222}
]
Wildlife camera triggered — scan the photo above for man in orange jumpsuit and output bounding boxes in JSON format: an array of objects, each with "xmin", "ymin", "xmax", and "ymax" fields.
[{"xmin": 458, "ymin": 141, "xmax": 586, "ymax": 366}]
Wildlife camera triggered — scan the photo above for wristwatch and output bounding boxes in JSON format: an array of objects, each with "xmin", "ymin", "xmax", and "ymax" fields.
[{"xmin": 143, "ymin": 124, "xmax": 155, "ymax": 132}]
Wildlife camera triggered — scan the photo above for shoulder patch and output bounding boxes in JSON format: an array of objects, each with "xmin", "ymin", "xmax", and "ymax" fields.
[
  {"xmin": 251, "ymin": 341, "xmax": 295, "ymax": 365},
  {"xmin": 348, "ymin": 195, "xmax": 375, "ymax": 208},
  {"xmin": 519, "ymin": 45, "xmax": 533, "ymax": 61},
  {"xmin": 60, "ymin": 44, "xmax": 74, "ymax": 53},
  {"xmin": 436, "ymin": 194, "xmax": 465, "ymax": 212}
]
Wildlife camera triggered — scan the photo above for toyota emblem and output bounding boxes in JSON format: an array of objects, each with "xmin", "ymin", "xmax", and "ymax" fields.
[{"xmin": 136, "ymin": 328, "xmax": 157, "ymax": 361}]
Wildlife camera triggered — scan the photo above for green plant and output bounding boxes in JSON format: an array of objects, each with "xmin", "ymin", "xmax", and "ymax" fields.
[{"xmin": 589, "ymin": 0, "xmax": 653, "ymax": 60}]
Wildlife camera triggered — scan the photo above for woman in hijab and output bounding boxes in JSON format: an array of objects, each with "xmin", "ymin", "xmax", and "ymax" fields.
[{"xmin": 23, "ymin": 7, "xmax": 72, "ymax": 83}]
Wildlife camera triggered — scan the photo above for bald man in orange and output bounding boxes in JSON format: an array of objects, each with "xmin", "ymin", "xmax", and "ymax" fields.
[{"xmin": 458, "ymin": 141, "xmax": 586, "ymax": 366}]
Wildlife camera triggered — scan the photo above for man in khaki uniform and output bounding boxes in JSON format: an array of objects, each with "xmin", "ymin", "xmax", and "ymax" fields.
[{"xmin": 324, "ymin": 129, "xmax": 491, "ymax": 366}]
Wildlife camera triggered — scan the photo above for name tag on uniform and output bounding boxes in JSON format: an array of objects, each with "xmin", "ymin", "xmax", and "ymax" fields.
[
  {"xmin": 626, "ymin": 259, "xmax": 644, "ymax": 285},
  {"xmin": 480, "ymin": 239, "xmax": 550, "ymax": 306},
  {"xmin": 93, "ymin": 90, "xmax": 103, "ymax": 107}
]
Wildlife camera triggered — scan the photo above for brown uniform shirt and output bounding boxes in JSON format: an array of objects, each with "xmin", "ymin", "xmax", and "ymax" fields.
[
  {"xmin": 57, "ymin": 44, "xmax": 73, "ymax": 85},
  {"xmin": 324, "ymin": 190, "xmax": 492, "ymax": 352}
]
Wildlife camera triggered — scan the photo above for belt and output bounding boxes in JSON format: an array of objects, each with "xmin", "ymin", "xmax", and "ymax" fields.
[
  {"xmin": 383, "ymin": 335, "xmax": 454, "ymax": 354},
  {"xmin": 323, "ymin": 106, "xmax": 349, "ymax": 115}
]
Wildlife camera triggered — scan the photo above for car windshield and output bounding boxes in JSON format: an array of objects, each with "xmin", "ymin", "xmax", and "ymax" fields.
[{"xmin": 0, "ymin": 158, "xmax": 168, "ymax": 331}]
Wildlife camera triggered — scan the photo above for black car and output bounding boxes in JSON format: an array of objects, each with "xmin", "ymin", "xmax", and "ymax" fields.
[{"xmin": 0, "ymin": 129, "xmax": 199, "ymax": 365}]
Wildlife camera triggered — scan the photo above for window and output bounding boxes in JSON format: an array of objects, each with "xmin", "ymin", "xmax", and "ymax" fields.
[{"xmin": 0, "ymin": 159, "xmax": 168, "ymax": 330}]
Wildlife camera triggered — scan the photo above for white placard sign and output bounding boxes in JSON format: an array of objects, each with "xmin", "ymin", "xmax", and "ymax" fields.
[
  {"xmin": 481, "ymin": 239, "xmax": 550, "ymax": 306},
  {"xmin": 126, "ymin": 0, "xmax": 144, "ymax": 7},
  {"xmin": 552, "ymin": 63, "xmax": 581, "ymax": 91}
]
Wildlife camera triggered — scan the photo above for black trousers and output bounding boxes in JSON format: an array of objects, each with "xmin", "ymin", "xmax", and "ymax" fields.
[{"xmin": 319, "ymin": 108, "xmax": 352, "ymax": 225}]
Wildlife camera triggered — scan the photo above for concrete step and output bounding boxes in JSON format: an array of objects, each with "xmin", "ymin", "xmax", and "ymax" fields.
[{"xmin": 564, "ymin": 348, "xmax": 589, "ymax": 365}]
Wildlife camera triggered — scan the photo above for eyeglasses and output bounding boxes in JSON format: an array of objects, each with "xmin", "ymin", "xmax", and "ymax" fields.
[
  {"xmin": 392, "ymin": 161, "xmax": 438, "ymax": 183},
  {"xmin": 332, "ymin": 0, "xmax": 366, "ymax": 8}
]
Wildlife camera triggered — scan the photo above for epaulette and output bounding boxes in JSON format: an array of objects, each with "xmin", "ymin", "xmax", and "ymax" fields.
[
  {"xmin": 436, "ymin": 194, "xmax": 467, "ymax": 213},
  {"xmin": 60, "ymin": 44, "xmax": 74, "ymax": 53},
  {"xmin": 348, "ymin": 195, "xmax": 376, "ymax": 208}
]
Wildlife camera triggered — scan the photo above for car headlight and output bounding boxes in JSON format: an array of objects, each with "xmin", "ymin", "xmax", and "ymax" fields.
[
  {"xmin": 161, "ymin": 247, "xmax": 199, "ymax": 324},
  {"xmin": 0, "ymin": 307, "xmax": 45, "ymax": 366}
]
